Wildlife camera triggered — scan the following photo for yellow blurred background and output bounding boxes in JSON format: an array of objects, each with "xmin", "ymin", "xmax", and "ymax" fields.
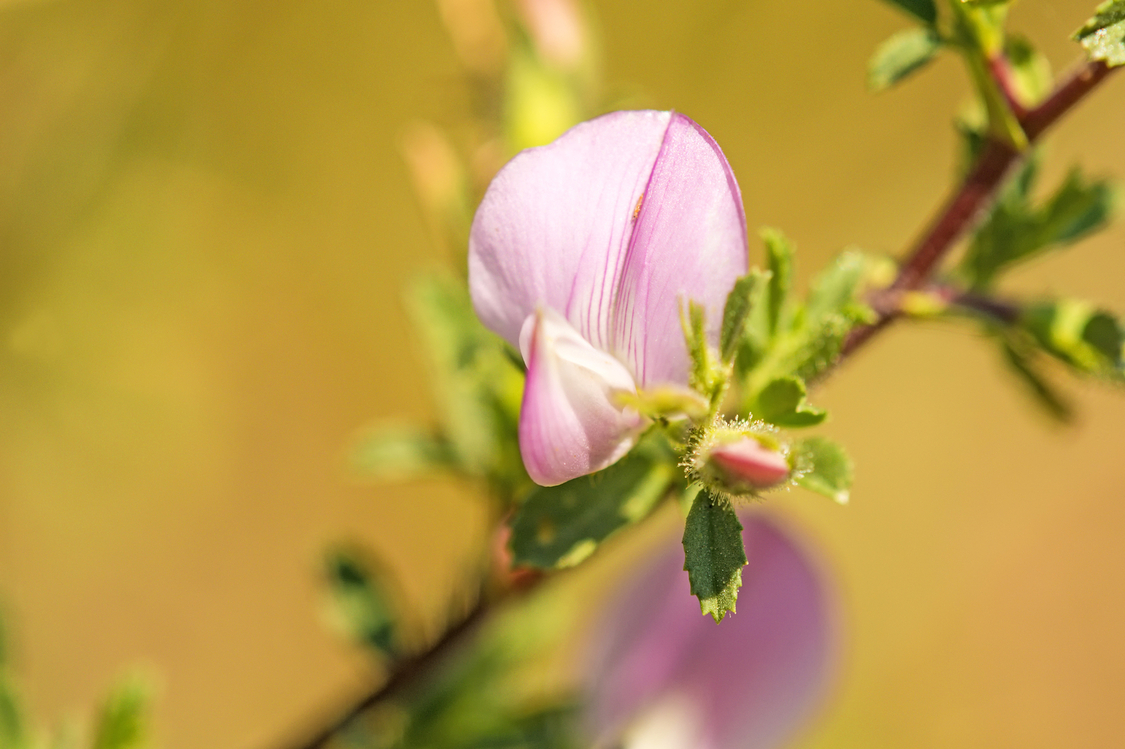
[{"xmin": 1, "ymin": 1, "xmax": 1123, "ymax": 747}]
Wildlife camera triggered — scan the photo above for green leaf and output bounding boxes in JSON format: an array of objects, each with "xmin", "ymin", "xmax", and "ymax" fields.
[
  {"xmin": 1021, "ymin": 300, "xmax": 1125, "ymax": 381},
  {"xmin": 879, "ymin": 0, "xmax": 937, "ymax": 25},
  {"xmin": 324, "ymin": 547, "xmax": 401, "ymax": 658},
  {"xmin": 962, "ymin": 164, "xmax": 1117, "ymax": 288},
  {"xmin": 805, "ymin": 251, "xmax": 868, "ymax": 329},
  {"xmin": 409, "ymin": 274, "xmax": 526, "ymax": 486},
  {"xmin": 1005, "ymin": 35, "xmax": 1052, "ymax": 107},
  {"xmin": 508, "ymin": 448, "xmax": 674, "ymax": 570},
  {"xmin": 868, "ymin": 27, "xmax": 942, "ymax": 91},
  {"xmin": 751, "ymin": 376, "xmax": 828, "ymax": 427},
  {"xmin": 0, "ymin": 675, "xmax": 23, "ymax": 749},
  {"xmin": 720, "ymin": 274, "xmax": 763, "ymax": 363},
  {"xmin": 92, "ymin": 678, "xmax": 149, "ymax": 749},
  {"xmin": 792, "ymin": 436, "xmax": 853, "ymax": 504},
  {"xmin": 682, "ymin": 488, "xmax": 746, "ymax": 623},
  {"xmin": 732, "ymin": 268, "xmax": 773, "ymax": 374},
  {"xmin": 761, "ymin": 228, "xmax": 794, "ymax": 337},
  {"xmin": 350, "ymin": 425, "xmax": 456, "ymax": 481},
  {"xmin": 1000, "ymin": 336, "xmax": 1073, "ymax": 422},
  {"xmin": 1074, "ymin": 0, "xmax": 1125, "ymax": 67}
]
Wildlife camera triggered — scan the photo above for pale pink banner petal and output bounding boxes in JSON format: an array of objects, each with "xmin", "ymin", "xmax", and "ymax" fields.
[
  {"xmin": 517, "ymin": 308, "xmax": 647, "ymax": 486},
  {"xmin": 611, "ymin": 113, "xmax": 749, "ymax": 387},
  {"xmin": 469, "ymin": 110, "xmax": 672, "ymax": 353}
]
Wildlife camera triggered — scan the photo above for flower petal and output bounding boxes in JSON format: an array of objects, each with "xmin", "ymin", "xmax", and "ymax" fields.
[
  {"xmin": 518, "ymin": 308, "xmax": 647, "ymax": 486},
  {"xmin": 611, "ymin": 113, "xmax": 748, "ymax": 387},
  {"xmin": 469, "ymin": 110, "xmax": 672, "ymax": 354},
  {"xmin": 586, "ymin": 514, "xmax": 834, "ymax": 749}
]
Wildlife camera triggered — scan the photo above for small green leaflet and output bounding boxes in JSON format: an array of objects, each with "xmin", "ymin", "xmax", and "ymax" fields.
[
  {"xmin": 350, "ymin": 425, "xmax": 456, "ymax": 481},
  {"xmin": 409, "ymin": 275, "xmax": 524, "ymax": 479},
  {"xmin": 879, "ymin": 0, "xmax": 937, "ymax": 25},
  {"xmin": 721, "ymin": 273, "xmax": 762, "ymax": 363},
  {"xmin": 1021, "ymin": 300, "xmax": 1125, "ymax": 382},
  {"xmin": 792, "ymin": 436, "xmax": 853, "ymax": 504},
  {"xmin": 1074, "ymin": 0, "xmax": 1125, "ymax": 67},
  {"xmin": 509, "ymin": 448, "xmax": 674, "ymax": 570},
  {"xmin": 1000, "ymin": 334, "xmax": 1073, "ymax": 422},
  {"xmin": 324, "ymin": 547, "xmax": 401, "ymax": 658},
  {"xmin": 682, "ymin": 488, "xmax": 747, "ymax": 623},
  {"xmin": 762, "ymin": 228, "xmax": 793, "ymax": 337},
  {"xmin": 92, "ymin": 678, "xmax": 150, "ymax": 749},
  {"xmin": 868, "ymin": 27, "xmax": 942, "ymax": 91},
  {"xmin": 961, "ymin": 160, "xmax": 1117, "ymax": 289},
  {"xmin": 0, "ymin": 675, "xmax": 22, "ymax": 749},
  {"xmin": 750, "ymin": 376, "xmax": 827, "ymax": 427}
]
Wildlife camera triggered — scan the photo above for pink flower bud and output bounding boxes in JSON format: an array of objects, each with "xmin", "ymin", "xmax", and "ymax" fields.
[{"xmin": 708, "ymin": 436, "xmax": 791, "ymax": 491}]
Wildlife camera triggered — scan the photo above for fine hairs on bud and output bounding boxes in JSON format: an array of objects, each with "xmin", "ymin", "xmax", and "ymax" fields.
[{"xmin": 683, "ymin": 416, "xmax": 793, "ymax": 499}]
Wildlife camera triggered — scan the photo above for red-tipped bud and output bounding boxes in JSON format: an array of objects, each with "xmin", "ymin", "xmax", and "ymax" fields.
[{"xmin": 709, "ymin": 436, "xmax": 791, "ymax": 490}]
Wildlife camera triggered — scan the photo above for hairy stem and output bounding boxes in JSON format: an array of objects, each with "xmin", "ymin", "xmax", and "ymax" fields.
[{"xmin": 842, "ymin": 58, "xmax": 1117, "ymax": 359}]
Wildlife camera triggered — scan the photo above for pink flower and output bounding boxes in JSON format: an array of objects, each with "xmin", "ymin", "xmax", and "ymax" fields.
[
  {"xmin": 469, "ymin": 111, "xmax": 748, "ymax": 486},
  {"xmin": 585, "ymin": 514, "xmax": 835, "ymax": 749},
  {"xmin": 709, "ymin": 435, "xmax": 792, "ymax": 492}
]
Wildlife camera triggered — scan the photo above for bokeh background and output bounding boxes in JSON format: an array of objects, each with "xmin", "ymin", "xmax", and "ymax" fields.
[{"xmin": 2, "ymin": 0, "xmax": 1124, "ymax": 747}]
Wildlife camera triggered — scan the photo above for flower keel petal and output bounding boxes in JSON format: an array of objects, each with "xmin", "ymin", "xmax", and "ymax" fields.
[{"xmin": 519, "ymin": 308, "xmax": 647, "ymax": 486}]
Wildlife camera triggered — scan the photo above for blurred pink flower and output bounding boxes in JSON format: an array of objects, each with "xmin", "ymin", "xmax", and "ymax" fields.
[
  {"xmin": 469, "ymin": 111, "xmax": 748, "ymax": 486},
  {"xmin": 586, "ymin": 514, "xmax": 834, "ymax": 749}
]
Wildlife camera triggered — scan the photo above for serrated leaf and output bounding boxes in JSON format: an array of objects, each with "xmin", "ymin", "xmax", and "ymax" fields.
[
  {"xmin": 1074, "ymin": 0, "xmax": 1125, "ymax": 67},
  {"xmin": 761, "ymin": 228, "xmax": 794, "ymax": 337},
  {"xmin": 751, "ymin": 376, "xmax": 828, "ymax": 427},
  {"xmin": 1021, "ymin": 300, "xmax": 1125, "ymax": 381},
  {"xmin": 1000, "ymin": 336, "xmax": 1073, "ymax": 422},
  {"xmin": 350, "ymin": 425, "xmax": 456, "ymax": 481},
  {"xmin": 92, "ymin": 679, "xmax": 149, "ymax": 749},
  {"xmin": 682, "ymin": 489, "xmax": 746, "ymax": 623},
  {"xmin": 962, "ymin": 165, "xmax": 1117, "ymax": 288},
  {"xmin": 792, "ymin": 437, "xmax": 853, "ymax": 504},
  {"xmin": 509, "ymin": 449, "xmax": 674, "ymax": 570},
  {"xmin": 868, "ymin": 27, "xmax": 942, "ymax": 91},
  {"xmin": 324, "ymin": 547, "xmax": 400, "ymax": 658},
  {"xmin": 879, "ymin": 0, "xmax": 937, "ymax": 24},
  {"xmin": 720, "ymin": 274, "xmax": 763, "ymax": 363},
  {"xmin": 733, "ymin": 268, "xmax": 773, "ymax": 375}
]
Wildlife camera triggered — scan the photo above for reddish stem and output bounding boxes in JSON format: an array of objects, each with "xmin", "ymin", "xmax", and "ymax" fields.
[{"xmin": 842, "ymin": 59, "xmax": 1117, "ymax": 359}]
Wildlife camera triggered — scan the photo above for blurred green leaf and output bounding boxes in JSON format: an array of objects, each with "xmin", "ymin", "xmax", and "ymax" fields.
[
  {"xmin": 879, "ymin": 0, "xmax": 937, "ymax": 25},
  {"xmin": 1074, "ymin": 0, "xmax": 1125, "ymax": 67},
  {"xmin": 1021, "ymin": 300, "xmax": 1125, "ymax": 381},
  {"xmin": 324, "ymin": 547, "xmax": 400, "ymax": 658},
  {"xmin": 350, "ymin": 425, "xmax": 456, "ymax": 481},
  {"xmin": 91, "ymin": 678, "xmax": 149, "ymax": 749},
  {"xmin": 750, "ymin": 376, "xmax": 827, "ymax": 427},
  {"xmin": 509, "ymin": 446, "xmax": 675, "ymax": 570},
  {"xmin": 962, "ymin": 163, "xmax": 1117, "ymax": 288},
  {"xmin": 409, "ymin": 274, "xmax": 526, "ymax": 490},
  {"xmin": 868, "ymin": 27, "xmax": 942, "ymax": 91},
  {"xmin": 0, "ymin": 675, "xmax": 23, "ymax": 749},
  {"xmin": 1000, "ymin": 335, "xmax": 1073, "ymax": 422},
  {"xmin": 682, "ymin": 488, "xmax": 746, "ymax": 623},
  {"xmin": 1005, "ymin": 35, "xmax": 1052, "ymax": 106},
  {"xmin": 792, "ymin": 436, "xmax": 853, "ymax": 504},
  {"xmin": 720, "ymin": 273, "xmax": 763, "ymax": 363},
  {"xmin": 761, "ymin": 228, "xmax": 794, "ymax": 337},
  {"xmin": 805, "ymin": 251, "xmax": 868, "ymax": 329}
]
